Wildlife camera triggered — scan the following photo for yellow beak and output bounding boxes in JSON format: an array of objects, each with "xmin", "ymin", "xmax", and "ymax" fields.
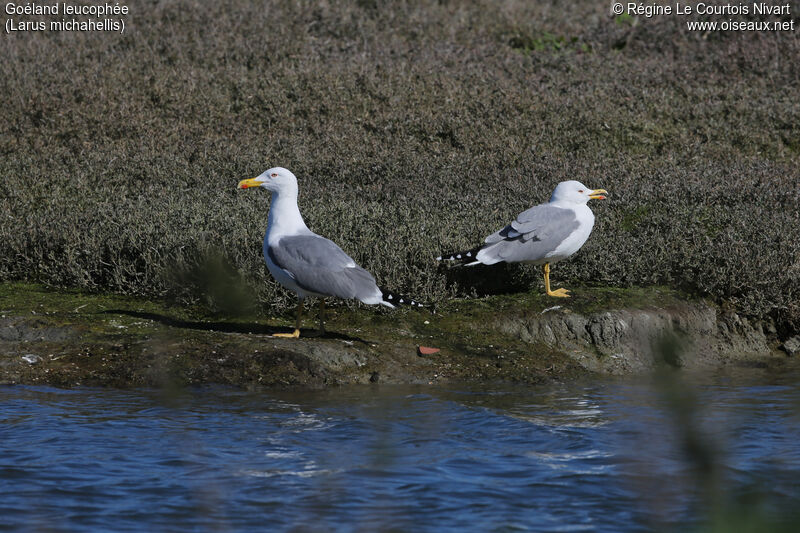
[
  {"xmin": 589, "ymin": 189, "xmax": 608, "ymax": 200},
  {"xmin": 237, "ymin": 178, "xmax": 262, "ymax": 189}
]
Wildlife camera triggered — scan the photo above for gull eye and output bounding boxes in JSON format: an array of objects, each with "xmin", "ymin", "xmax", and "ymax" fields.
[
  {"xmin": 271, "ymin": 173, "xmax": 278, "ymax": 178},
  {"xmin": 578, "ymin": 189, "xmax": 584, "ymax": 193}
]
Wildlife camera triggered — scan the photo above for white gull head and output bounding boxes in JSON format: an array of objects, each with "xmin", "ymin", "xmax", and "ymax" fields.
[
  {"xmin": 237, "ymin": 167, "xmax": 309, "ymax": 238},
  {"xmin": 549, "ymin": 180, "xmax": 608, "ymax": 205},
  {"xmin": 238, "ymin": 167, "xmax": 298, "ymax": 195}
]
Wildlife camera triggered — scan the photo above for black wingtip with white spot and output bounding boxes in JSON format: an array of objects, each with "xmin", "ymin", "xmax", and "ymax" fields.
[
  {"xmin": 436, "ymin": 245, "xmax": 484, "ymax": 267},
  {"xmin": 379, "ymin": 287, "xmax": 424, "ymax": 308}
]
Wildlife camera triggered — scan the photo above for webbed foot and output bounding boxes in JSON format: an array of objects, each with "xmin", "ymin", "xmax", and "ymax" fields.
[
  {"xmin": 546, "ymin": 288, "xmax": 571, "ymax": 298},
  {"xmin": 272, "ymin": 329, "xmax": 301, "ymax": 339}
]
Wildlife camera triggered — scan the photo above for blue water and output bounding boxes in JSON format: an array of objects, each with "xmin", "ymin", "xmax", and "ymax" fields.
[{"xmin": 2, "ymin": 369, "xmax": 800, "ymax": 532}]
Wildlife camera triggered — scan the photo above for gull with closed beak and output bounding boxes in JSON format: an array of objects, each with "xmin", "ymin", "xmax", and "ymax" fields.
[
  {"xmin": 238, "ymin": 167, "xmax": 421, "ymax": 338},
  {"xmin": 437, "ymin": 180, "xmax": 608, "ymax": 298}
]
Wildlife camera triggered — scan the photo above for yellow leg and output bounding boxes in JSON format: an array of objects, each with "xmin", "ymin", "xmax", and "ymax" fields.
[
  {"xmin": 543, "ymin": 263, "xmax": 570, "ymax": 298},
  {"xmin": 273, "ymin": 300, "xmax": 303, "ymax": 338},
  {"xmin": 317, "ymin": 300, "xmax": 326, "ymax": 336},
  {"xmin": 305, "ymin": 300, "xmax": 326, "ymax": 337}
]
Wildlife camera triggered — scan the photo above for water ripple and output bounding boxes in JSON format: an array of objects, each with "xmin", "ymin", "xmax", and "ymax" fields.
[{"xmin": 2, "ymin": 368, "xmax": 800, "ymax": 531}]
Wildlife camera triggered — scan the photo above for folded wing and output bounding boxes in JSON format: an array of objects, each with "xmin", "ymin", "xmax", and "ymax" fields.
[
  {"xmin": 268, "ymin": 234, "xmax": 382, "ymax": 302},
  {"xmin": 479, "ymin": 204, "xmax": 580, "ymax": 264}
]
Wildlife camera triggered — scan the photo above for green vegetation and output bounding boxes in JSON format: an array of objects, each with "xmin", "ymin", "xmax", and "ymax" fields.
[
  {"xmin": 508, "ymin": 32, "xmax": 588, "ymax": 54},
  {"xmin": 0, "ymin": 1, "xmax": 797, "ymax": 332},
  {"xmin": 615, "ymin": 13, "xmax": 636, "ymax": 26},
  {"xmin": 0, "ymin": 280, "xmax": 681, "ymax": 340}
]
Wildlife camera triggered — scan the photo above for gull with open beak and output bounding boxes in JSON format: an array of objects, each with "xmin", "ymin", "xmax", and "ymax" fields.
[{"xmin": 437, "ymin": 180, "xmax": 608, "ymax": 298}]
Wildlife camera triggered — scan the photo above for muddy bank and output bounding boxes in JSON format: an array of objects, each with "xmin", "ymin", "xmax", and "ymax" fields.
[{"xmin": 0, "ymin": 283, "xmax": 795, "ymax": 388}]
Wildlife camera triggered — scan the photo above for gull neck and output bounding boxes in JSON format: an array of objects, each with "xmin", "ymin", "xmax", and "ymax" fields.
[{"xmin": 267, "ymin": 189, "xmax": 309, "ymax": 240}]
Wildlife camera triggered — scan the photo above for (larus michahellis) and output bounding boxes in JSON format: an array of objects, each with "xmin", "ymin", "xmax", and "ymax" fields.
[
  {"xmin": 438, "ymin": 180, "xmax": 608, "ymax": 298},
  {"xmin": 238, "ymin": 167, "xmax": 422, "ymax": 339}
]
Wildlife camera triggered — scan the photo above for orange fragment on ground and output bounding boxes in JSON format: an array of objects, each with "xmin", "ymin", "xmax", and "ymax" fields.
[{"xmin": 417, "ymin": 346, "xmax": 440, "ymax": 356}]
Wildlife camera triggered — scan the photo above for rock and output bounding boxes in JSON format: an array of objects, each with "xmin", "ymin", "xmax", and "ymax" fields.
[
  {"xmin": 498, "ymin": 301, "xmax": 776, "ymax": 375},
  {"xmin": 0, "ymin": 326, "xmax": 21, "ymax": 341},
  {"xmin": 0, "ymin": 318, "xmax": 73, "ymax": 342},
  {"xmin": 782, "ymin": 336, "xmax": 800, "ymax": 357}
]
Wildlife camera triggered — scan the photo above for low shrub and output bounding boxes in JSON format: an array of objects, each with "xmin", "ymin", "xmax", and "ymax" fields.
[{"xmin": 1, "ymin": 1, "xmax": 797, "ymax": 330}]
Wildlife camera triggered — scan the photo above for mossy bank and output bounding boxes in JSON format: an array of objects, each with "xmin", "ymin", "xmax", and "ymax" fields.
[{"xmin": 1, "ymin": 283, "xmax": 796, "ymax": 389}]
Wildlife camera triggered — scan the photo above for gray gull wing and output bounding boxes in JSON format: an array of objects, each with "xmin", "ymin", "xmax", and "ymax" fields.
[
  {"xmin": 479, "ymin": 204, "xmax": 580, "ymax": 264},
  {"xmin": 268, "ymin": 234, "xmax": 380, "ymax": 301}
]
